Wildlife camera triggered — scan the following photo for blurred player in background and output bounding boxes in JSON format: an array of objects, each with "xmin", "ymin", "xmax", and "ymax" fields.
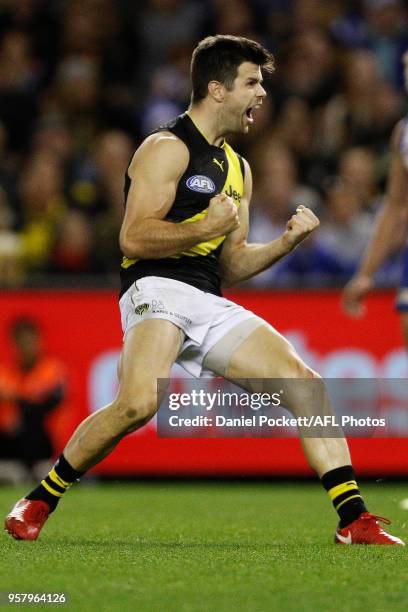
[
  {"xmin": 0, "ymin": 318, "xmax": 66, "ymax": 482},
  {"xmin": 343, "ymin": 51, "xmax": 408, "ymax": 341},
  {"xmin": 6, "ymin": 35, "xmax": 404, "ymax": 545}
]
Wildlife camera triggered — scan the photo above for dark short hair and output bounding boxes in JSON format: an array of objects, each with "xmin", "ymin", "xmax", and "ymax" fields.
[{"xmin": 191, "ymin": 35, "xmax": 275, "ymax": 104}]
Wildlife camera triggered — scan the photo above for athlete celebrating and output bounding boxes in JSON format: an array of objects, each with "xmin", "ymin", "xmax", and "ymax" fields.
[{"xmin": 5, "ymin": 35, "xmax": 404, "ymax": 545}]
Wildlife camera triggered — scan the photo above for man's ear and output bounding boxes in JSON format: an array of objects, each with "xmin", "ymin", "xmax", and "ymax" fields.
[{"xmin": 208, "ymin": 80, "xmax": 226, "ymax": 103}]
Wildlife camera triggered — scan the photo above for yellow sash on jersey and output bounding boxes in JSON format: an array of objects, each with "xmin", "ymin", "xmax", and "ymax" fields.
[{"xmin": 121, "ymin": 141, "xmax": 244, "ymax": 268}]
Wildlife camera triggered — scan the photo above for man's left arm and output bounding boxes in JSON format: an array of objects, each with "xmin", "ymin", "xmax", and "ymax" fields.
[{"xmin": 219, "ymin": 159, "xmax": 320, "ymax": 287}]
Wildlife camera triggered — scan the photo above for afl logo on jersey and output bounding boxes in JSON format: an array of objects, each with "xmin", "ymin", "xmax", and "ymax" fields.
[{"xmin": 186, "ymin": 175, "xmax": 215, "ymax": 194}]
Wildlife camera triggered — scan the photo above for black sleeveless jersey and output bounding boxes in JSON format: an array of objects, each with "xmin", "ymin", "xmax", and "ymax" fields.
[{"xmin": 120, "ymin": 113, "xmax": 245, "ymax": 297}]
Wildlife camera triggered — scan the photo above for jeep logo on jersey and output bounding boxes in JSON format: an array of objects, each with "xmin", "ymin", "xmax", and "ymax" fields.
[
  {"xmin": 225, "ymin": 184, "xmax": 242, "ymax": 203},
  {"xmin": 186, "ymin": 175, "xmax": 215, "ymax": 194}
]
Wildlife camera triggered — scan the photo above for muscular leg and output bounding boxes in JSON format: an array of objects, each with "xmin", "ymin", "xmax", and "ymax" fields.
[
  {"xmin": 216, "ymin": 323, "xmax": 350, "ymax": 477},
  {"xmin": 4, "ymin": 319, "xmax": 185, "ymax": 539},
  {"xmin": 211, "ymin": 322, "xmax": 406, "ymax": 542},
  {"xmin": 64, "ymin": 319, "xmax": 184, "ymax": 471}
]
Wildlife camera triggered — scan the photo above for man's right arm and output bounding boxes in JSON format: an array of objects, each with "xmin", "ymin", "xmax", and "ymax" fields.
[
  {"xmin": 119, "ymin": 133, "xmax": 238, "ymax": 259},
  {"xmin": 342, "ymin": 122, "xmax": 408, "ymax": 316}
]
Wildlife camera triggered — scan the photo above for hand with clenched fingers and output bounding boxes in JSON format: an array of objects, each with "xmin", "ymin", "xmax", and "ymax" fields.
[
  {"xmin": 203, "ymin": 193, "xmax": 240, "ymax": 236},
  {"xmin": 282, "ymin": 205, "xmax": 320, "ymax": 251}
]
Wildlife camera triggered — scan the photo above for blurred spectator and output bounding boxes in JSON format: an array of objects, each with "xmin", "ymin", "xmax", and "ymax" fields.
[
  {"xmin": 133, "ymin": 0, "xmax": 207, "ymax": 83},
  {"xmin": 0, "ymin": 317, "xmax": 66, "ymax": 483},
  {"xmin": 313, "ymin": 178, "xmax": 374, "ymax": 283},
  {"xmin": 332, "ymin": 0, "xmax": 408, "ymax": 89},
  {"xmin": 315, "ymin": 177, "xmax": 402, "ymax": 285},
  {"xmin": 51, "ymin": 209, "xmax": 93, "ymax": 274},
  {"xmin": 31, "ymin": 114, "xmax": 73, "ymax": 161},
  {"xmin": 50, "ymin": 56, "xmax": 101, "ymax": 152},
  {"xmin": 90, "ymin": 131, "xmax": 134, "ymax": 273},
  {"xmin": 0, "ymin": 0, "xmax": 59, "ymax": 84},
  {"xmin": 0, "ymin": 30, "xmax": 39, "ymax": 154},
  {"xmin": 278, "ymin": 29, "xmax": 337, "ymax": 108},
  {"xmin": 0, "ymin": 118, "xmax": 21, "ymax": 286},
  {"xmin": 211, "ymin": 0, "xmax": 260, "ymax": 40},
  {"xmin": 363, "ymin": 0, "xmax": 408, "ymax": 89},
  {"xmin": 18, "ymin": 150, "xmax": 66, "ymax": 273},
  {"xmin": 290, "ymin": 0, "xmax": 341, "ymax": 34},
  {"xmin": 269, "ymin": 97, "xmax": 318, "ymax": 184},
  {"xmin": 63, "ymin": 129, "xmax": 134, "ymax": 273},
  {"xmin": 141, "ymin": 46, "xmax": 192, "ymax": 136},
  {"xmin": 320, "ymin": 50, "xmax": 402, "ymax": 156},
  {"xmin": 0, "ymin": 186, "xmax": 23, "ymax": 287},
  {"xmin": 338, "ymin": 146, "xmax": 380, "ymax": 210},
  {"xmin": 331, "ymin": 1, "xmax": 368, "ymax": 49},
  {"xmin": 247, "ymin": 144, "xmax": 320, "ymax": 287},
  {"xmin": 0, "ymin": 1, "xmax": 405, "ymax": 289}
]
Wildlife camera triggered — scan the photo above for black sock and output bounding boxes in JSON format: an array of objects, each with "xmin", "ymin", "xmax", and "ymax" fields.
[
  {"xmin": 321, "ymin": 465, "xmax": 367, "ymax": 528},
  {"xmin": 26, "ymin": 454, "xmax": 85, "ymax": 512}
]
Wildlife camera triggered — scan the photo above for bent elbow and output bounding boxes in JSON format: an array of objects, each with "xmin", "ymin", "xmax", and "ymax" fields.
[{"xmin": 120, "ymin": 235, "xmax": 144, "ymax": 259}]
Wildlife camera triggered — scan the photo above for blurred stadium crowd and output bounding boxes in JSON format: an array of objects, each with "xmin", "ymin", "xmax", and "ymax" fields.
[{"xmin": 0, "ymin": 0, "xmax": 407, "ymax": 288}]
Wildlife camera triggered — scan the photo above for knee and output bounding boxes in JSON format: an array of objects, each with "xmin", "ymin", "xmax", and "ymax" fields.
[
  {"xmin": 279, "ymin": 354, "xmax": 328, "ymax": 417},
  {"xmin": 113, "ymin": 391, "xmax": 158, "ymax": 433}
]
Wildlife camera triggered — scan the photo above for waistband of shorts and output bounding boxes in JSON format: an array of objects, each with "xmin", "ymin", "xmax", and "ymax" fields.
[{"xmin": 132, "ymin": 276, "xmax": 209, "ymax": 297}]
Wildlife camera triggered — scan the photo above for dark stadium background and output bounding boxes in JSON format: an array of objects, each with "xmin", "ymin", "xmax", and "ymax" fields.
[{"xmin": 0, "ymin": 0, "xmax": 407, "ymax": 477}]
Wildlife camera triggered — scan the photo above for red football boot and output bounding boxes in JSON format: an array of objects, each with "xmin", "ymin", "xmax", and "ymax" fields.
[
  {"xmin": 335, "ymin": 512, "xmax": 405, "ymax": 545},
  {"xmin": 5, "ymin": 499, "xmax": 50, "ymax": 541}
]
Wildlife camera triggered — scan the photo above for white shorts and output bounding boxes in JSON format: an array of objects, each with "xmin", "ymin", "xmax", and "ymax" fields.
[{"xmin": 119, "ymin": 276, "xmax": 264, "ymax": 377}]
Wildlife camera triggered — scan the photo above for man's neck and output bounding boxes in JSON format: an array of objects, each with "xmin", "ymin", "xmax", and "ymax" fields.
[{"xmin": 187, "ymin": 104, "xmax": 225, "ymax": 147}]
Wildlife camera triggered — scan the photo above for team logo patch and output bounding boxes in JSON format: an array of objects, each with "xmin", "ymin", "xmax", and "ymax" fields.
[
  {"xmin": 135, "ymin": 303, "xmax": 149, "ymax": 315},
  {"xmin": 186, "ymin": 175, "xmax": 215, "ymax": 194}
]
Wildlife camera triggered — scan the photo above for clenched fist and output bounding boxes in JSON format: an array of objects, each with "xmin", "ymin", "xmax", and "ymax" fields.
[
  {"xmin": 203, "ymin": 193, "xmax": 240, "ymax": 235},
  {"xmin": 282, "ymin": 205, "xmax": 320, "ymax": 251}
]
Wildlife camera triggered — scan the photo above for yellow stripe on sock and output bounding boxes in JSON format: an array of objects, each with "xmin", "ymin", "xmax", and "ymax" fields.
[
  {"xmin": 328, "ymin": 480, "xmax": 358, "ymax": 502},
  {"xmin": 41, "ymin": 479, "xmax": 63, "ymax": 498},
  {"xmin": 335, "ymin": 494, "xmax": 362, "ymax": 512},
  {"xmin": 49, "ymin": 468, "xmax": 70, "ymax": 489}
]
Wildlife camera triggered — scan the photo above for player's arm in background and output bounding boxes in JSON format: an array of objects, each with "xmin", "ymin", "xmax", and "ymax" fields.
[
  {"xmin": 219, "ymin": 158, "xmax": 319, "ymax": 287},
  {"xmin": 119, "ymin": 133, "xmax": 239, "ymax": 259},
  {"xmin": 342, "ymin": 122, "xmax": 408, "ymax": 317}
]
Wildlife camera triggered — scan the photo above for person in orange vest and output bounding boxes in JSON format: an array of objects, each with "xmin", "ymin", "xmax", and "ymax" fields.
[{"xmin": 0, "ymin": 317, "xmax": 66, "ymax": 482}]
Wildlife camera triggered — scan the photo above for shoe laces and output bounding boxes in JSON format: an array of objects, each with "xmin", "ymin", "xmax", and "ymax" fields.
[{"xmin": 359, "ymin": 512, "xmax": 391, "ymax": 531}]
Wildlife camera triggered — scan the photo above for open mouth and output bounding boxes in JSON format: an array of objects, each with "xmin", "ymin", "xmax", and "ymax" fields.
[{"xmin": 245, "ymin": 104, "xmax": 261, "ymax": 124}]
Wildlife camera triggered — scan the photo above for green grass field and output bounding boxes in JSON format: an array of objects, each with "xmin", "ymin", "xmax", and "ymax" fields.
[{"xmin": 1, "ymin": 481, "xmax": 408, "ymax": 611}]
